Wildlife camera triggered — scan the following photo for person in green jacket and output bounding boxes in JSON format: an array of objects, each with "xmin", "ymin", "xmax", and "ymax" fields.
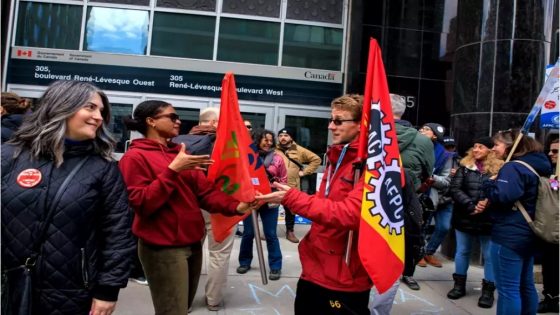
[
  {"xmin": 390, "ymin": 93, "xmax": 434, "ymax": 290},
  {"xmin": 390, "ymin": 94, "xmax": 434, "ymax": 191}
]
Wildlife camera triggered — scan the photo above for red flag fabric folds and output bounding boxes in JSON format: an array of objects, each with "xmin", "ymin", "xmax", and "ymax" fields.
[
  {"xmin": 207, "ymin": 72, "xmax": 271, "ymax": 242},
  {"xmin": 357, "ymin": 38, "xmax": 405, "ymax": 294}
]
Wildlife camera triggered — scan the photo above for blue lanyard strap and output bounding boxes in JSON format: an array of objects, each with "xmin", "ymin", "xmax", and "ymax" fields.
[{"xmin": 325, "ymin": 143, "xmax": 349, "ymax": 197}]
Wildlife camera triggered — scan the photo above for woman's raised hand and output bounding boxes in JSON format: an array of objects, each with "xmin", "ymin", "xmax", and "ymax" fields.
[{"xmin": 168, "ymin": 143, "xmax": 214, "ymax": 172}]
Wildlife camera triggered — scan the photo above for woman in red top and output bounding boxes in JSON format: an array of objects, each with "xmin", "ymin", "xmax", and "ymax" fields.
[{"xmin": 119, "ymin": 100, "xmax": 256, "ymax": 315}]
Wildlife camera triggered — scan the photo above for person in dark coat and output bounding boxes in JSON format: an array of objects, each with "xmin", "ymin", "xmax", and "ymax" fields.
[
  {"xmin": 1, "ymin": 92, "xmax": 30, "ymax": 143},
  {"xmin": 482, "ymin": 129, "xmax": 552, "ymax": 315},
  {"xmin": 1, "ymin": 80, "xmax": 135, "ymax": 315},
  {"xmin": 448, "ymin": 137, "xmax": 503, "ymax": 308}
]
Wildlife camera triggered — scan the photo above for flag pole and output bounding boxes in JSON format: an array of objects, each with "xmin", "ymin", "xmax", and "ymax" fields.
[
  {"xmin": 345, "ymin": 163, "xmax": 364, "ymax": 264},
  {"xmin": 252, "ymin": 211, "xmax": 268, "ymax": 284},
  {"xmin": 505, "ymin": 133, "xmax": 524, "ymax": 162}
]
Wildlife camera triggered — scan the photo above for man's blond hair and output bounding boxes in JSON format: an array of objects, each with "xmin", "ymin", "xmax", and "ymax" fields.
[{"xmin": 331, "ymin": 94, "xmax": 363, "ymax": 120}]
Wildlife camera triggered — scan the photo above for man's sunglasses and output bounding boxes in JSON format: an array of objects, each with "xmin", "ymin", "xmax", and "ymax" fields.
[
  {"xmin": 550, "ymin": 149, "xmax": 559, "ymax": 154},
  {"xmin": 153, "ymin": 113, "xmax": 180, "ymax": 122},
  {"xmin": 329, "ymin": 118, "xmax": 357, "ymax": 126},
  {"xmin": 245, "ymin": 125, "xmax": 253, "ymax": 130}
]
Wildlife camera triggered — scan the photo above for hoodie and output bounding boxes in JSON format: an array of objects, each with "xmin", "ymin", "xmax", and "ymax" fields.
[
  {"xmin": 483, "ymin": 152, "xmax": 552, "ymax": 256},
  {"xmin": 395, "ymin": 123, "xmax": 435, "ymax": 191},
  {"xmin": 119, "ymin": 138, "xmax": 240, "ymax": 246}
]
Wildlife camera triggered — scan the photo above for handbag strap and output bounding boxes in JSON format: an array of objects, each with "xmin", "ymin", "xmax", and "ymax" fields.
[
  {"xmin": 25, "ymin": 156, "xmax": 90, "ymax": 267},
  {"xmin": 514, "ymin": 201, "xmax": 533, "ymax": 224}
]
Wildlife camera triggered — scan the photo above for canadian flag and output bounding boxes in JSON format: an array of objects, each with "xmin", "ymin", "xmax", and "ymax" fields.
[{"xmin": 17, "ymin": 50, "xmax": 32, "ymax": 57}]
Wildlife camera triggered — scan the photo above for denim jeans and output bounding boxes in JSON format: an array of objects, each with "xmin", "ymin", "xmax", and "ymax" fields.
[
  {"xmin": 370, "ymin": 279, "xmax": 399, "ymax": 315},
  {"xmin": 239, "ymin": 205, "xmax": 282, "ymax": 270},
  {"xmin": 424, "ymin": 203, "xmax": 452, "ymax": 255},
  {"xmin": 454, "ymin": 230, "xmax": 494, "ymax": 281},
  {"xmin": 491, "ymin": 242, "xmax": 538, "ymax": 315}
]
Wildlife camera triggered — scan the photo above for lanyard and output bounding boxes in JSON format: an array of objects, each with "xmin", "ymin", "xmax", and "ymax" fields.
[{"xmin": 325, "ymin": 143, "xmax": 349, "ymax": 197}]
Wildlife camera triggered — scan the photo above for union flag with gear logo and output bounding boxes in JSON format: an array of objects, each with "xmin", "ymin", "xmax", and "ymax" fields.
[{"xmin": 357, "ymin": 38, "xmax": 405, "ymax": 294}]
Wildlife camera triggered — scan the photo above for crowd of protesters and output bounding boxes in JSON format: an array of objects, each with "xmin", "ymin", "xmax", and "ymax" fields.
[{"xmin": 1, "ymin": 81, "xmax": 558, "ymax": 315}]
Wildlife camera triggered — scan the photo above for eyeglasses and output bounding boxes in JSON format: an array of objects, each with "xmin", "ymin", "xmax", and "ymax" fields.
[
  {"xmin": 329, "ymin": 118, "xmax": 357, "ymax": 126},
  {"xmin": 245, "ymin": 125, "xmax": 253, "ymax": 130},
  {"xmin": 419, "ymin": 126, "xmax": 432, "ymax": 131},
  {"xmin": 550, "ymin": 149, "xmax": 559, "ymax": 154},
  {"xmin": 152, "ymin": 113, "xmax": 180, "ymax": 123}
]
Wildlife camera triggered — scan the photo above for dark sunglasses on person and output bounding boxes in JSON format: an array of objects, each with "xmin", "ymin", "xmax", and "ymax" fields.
[
  {"xmin": 550, "ymin": 149, "xmax": 559, "ymax": 154},
  {"xmin": 153, "ymin": 113, "xmax": 180, "ymax": 123},
  {"xmin": 329, "ymin": 118, "xmax": 357, "ymax": 126},
  {"xmin": 245, "ymin": 124, "xmax": 253, "ymax": 130}
]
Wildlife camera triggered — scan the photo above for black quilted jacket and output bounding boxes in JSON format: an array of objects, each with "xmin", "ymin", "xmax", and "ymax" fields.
[
  {"xmin": 450, "ymin": 166, "xmax": 492, "ymax": 235},
  {"xmin": 1, "ymin": 143, "xmax": 135, "ymax": 315}
]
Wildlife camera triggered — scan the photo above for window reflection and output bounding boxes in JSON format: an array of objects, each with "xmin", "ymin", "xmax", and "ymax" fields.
[
  {"xmin": 16, "ymin": 2, "xmax": 82, "ymax": 49},
  {"xmin": 151, "ymin": 13, "xmax": 215, "ymax": 59},
  {"xmin": 85, "ymin": 7, "xmax": 149, "ymax": 55},
  {"xmin": 283, "ymin": 24, "xmax": 342, "ymax": 70},
  {"xmin": 218, "ymin": 18, "xmax": 280, "ymax": 65},
  {"xmin": 109, "ymin": 103, "xmax": 133, "ymax": 153}
]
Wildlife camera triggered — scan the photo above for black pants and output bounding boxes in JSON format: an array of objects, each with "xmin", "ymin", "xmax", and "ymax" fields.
[
  {"xmin": 295, "ymin": 279, "xmax": 370, "ymax": 315},
  {"xmin": 285, "ymin": 205, "xmax": 295, "ymax": 231},
  {"xmin": 403, "ymin": 236, "xmax": 418, "ymax": 277},
  {"xmin": 542, "ymin": 241, "xmax": 559, "ymax": 297}
]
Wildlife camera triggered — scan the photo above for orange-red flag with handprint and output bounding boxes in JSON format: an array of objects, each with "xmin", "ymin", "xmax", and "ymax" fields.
[{"xmin": 207, "ymin": 72, "xmax": 271, "ymax": 242}]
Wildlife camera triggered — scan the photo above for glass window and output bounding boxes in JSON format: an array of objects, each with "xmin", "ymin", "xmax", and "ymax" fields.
[
  {"xmin": 175, "ymin": 108, "xmax": 202, "ymax": 135},
  {"xmin": 222, "ymin": 0, "xmax": 281, "ymax": 18},
  {"xmin": 151, "ymin": 13, "xmax": 215, "ymax": 59},
  {"xmin": 286, "ymin": 0, "xmax": 343, "ymax": 24},
  {"xmin": 283, "ymin": 115, "xmax": 329, "ymax": 158},
  {"xmin": 241, "ymin": 112, "xmax": 266, "ymax": 130},
  {"xmin": 282, "ymin": 24, "xmax": 342, "ymax": 70},
  {"xmin": 15, "ymin": 2, "xmax": 82, "ymax": 49},
  {"xmin": 109, "ymin": 103, "xmax": 133, "ymax": 153},
  {"xmin": 218, "ymin": 18, "xmax": 280, "ymax": 65},
  {"xmin": 156, "ymin": 0, "xmax": 216, "ymax": 11},
  {"xmin": 84, "ymin": 7, "xmax": 149, "ymax": 55},
  {"xmin": 89, "ymin": 0, "xmax": 149, "ymax": 5}
]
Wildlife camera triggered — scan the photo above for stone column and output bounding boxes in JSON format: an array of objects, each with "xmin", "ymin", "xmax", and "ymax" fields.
[{"xmin": 451, "ymin": 0, "xmax": 556, "ymax": 152}]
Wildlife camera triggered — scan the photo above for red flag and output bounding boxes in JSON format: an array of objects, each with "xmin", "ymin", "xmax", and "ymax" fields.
[
  {"xmin": 207, "ymin": 73, "xmax": 271, "ymax": 242},
  {"xmin": 357, "ymin": 38, "xmax": 405, "ymax": 293}
]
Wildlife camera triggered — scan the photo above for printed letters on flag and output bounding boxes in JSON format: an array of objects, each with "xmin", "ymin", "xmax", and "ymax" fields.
[
  {"xmin": 207, "ymin": 72, "xmax": 271, "ymax": 242},
  {"xmin": 539, "ymin": 60, "xmax": 559, "ymax": 129},
  {"xmin": 357, "ymin": 38, "xmax": 405, "ymax": 294}
]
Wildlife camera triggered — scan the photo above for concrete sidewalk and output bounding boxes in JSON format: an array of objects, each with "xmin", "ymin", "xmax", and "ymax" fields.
[{"xmin": 115, "ymin": 224, "xmax": 542, "ymax": 315}]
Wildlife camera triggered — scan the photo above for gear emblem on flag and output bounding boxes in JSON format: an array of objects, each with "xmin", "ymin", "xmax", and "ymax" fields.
[{"xmin": 364, "ymin": 100, "xmax": 404, "ymax": 235}]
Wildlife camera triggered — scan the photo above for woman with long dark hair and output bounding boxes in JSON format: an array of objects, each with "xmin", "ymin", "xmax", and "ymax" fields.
[
  {"xmin": 236, "ymin": 128, "xmax": 287, "ymax": 281},
  {"xmin": 2, "ymin": 80, "xmax": 135, "ymax": 315},
  {"xmin": 119, "ymin": 100, "xmax": 256, "ymax": 314},
  {"xmin": 483, "ymin": 129, "xmax": 552, "ymax": 315}
]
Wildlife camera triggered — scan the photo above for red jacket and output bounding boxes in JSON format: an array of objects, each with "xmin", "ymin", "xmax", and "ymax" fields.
[
  {"xmin": 119, "ymin": 139, "xmax": 240, "ymax": 246},
  {"xmin": 282, "ymin": 139, "xmax": 372, "ymax": 292}
]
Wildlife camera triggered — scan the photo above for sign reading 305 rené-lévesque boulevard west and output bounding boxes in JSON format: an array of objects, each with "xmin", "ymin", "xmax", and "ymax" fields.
[{"xmin": 7, "ymin": 47, "xmax": 342, "ymax": 106}]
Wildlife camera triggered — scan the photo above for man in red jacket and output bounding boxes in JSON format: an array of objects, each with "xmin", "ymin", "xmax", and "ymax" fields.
[{"xmin": 257, "ymin": 94, "xmax": 372, "ymax": 315}]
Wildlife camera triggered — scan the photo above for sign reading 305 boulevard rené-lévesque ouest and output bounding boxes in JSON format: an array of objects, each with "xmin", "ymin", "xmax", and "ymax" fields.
[{"xmin": 7, "ymin": 47, "xmax": 343, "ymax": 106}]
